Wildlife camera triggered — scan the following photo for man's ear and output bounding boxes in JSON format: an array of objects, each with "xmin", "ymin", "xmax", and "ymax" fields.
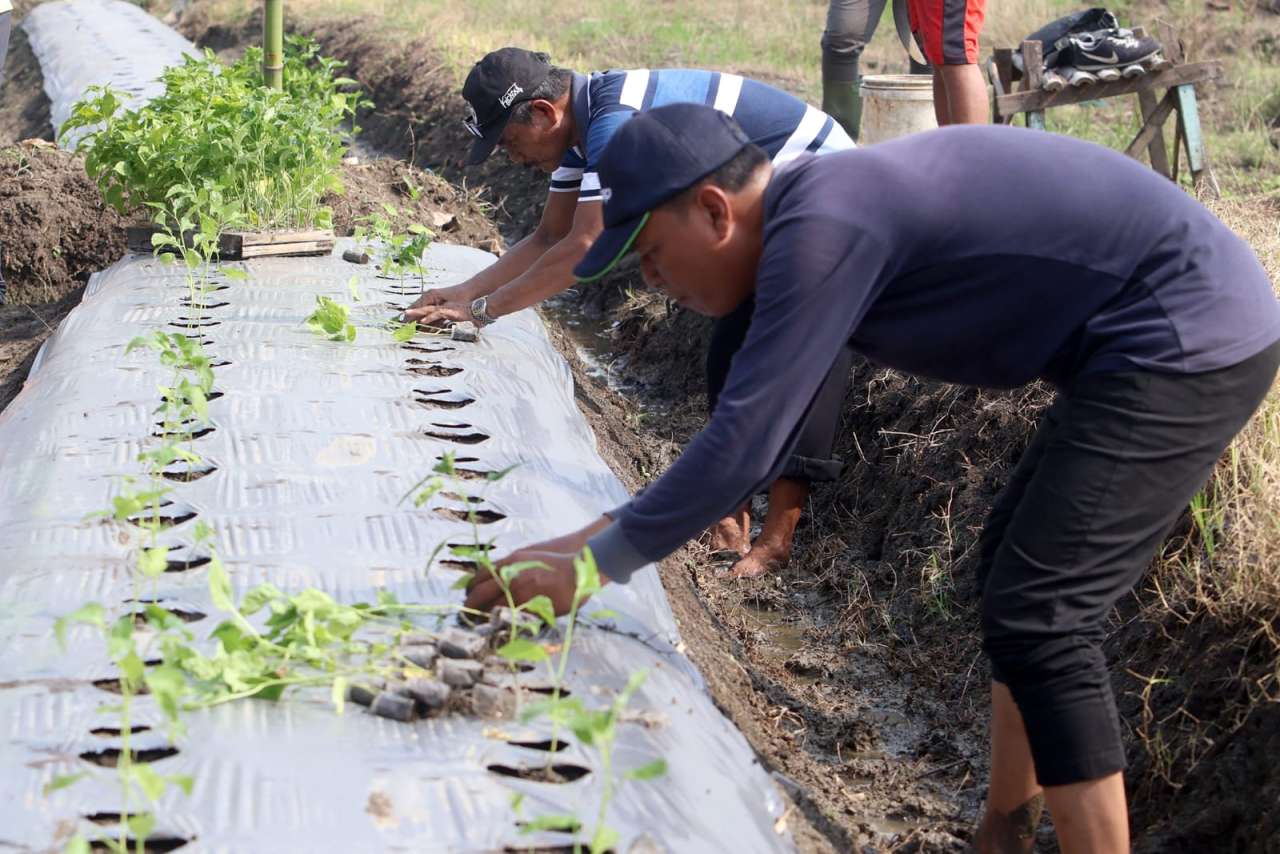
[
  {"xmin": 695, "ymin": 184, "xmax": 734, "ymax": 243},
  {"xmin": 529, "ymin": 99, "xmax": 560, "ymax": 130}
]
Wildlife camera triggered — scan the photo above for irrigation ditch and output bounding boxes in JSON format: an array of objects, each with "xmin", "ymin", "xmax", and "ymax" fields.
[{"xmin": 1, "ymin": 1, "xmax": 1278, "ymax": 852}]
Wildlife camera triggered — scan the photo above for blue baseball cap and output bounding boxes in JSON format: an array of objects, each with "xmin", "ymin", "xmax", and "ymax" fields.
[{"xmin": 573, "ymin": 103, "xmax": 752, "ymax": 282}]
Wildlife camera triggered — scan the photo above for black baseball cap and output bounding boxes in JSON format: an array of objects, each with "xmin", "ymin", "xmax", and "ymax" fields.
[
  {"xmin": 462, "ymin": 48, "xmax": 553, "ymax": 166},
  {"xmin": 573, "ymin": 103, "xmax": 751, "ymax": 282}
]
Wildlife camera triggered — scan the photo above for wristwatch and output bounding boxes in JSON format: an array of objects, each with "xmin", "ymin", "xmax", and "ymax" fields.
[{"xmin": 470, "ymin": 296, "xmax": 497, "ymax": 326}]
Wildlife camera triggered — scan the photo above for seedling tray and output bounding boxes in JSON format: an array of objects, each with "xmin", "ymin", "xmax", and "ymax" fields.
[{"xmin": 126, "ymin": 223, "xmax": 337, "ymax": 260}]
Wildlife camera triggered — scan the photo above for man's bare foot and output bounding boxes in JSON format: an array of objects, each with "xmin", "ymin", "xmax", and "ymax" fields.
[
  {"xmin": 709, "ymin": 506, "xmax": 751, "ymax": 554},
  {"xmin": 726, "ymin": 539, "xmax": 791, "ymax": 578}
]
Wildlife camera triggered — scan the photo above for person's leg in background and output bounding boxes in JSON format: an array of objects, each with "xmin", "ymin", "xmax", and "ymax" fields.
[
  {"xmin": 973, "ymin": 340, "xmax": 1280, "ymax": 853},
  {"xmin": 908, "ymin": 0, "xmax": 988, "ymax": 125},
  {"xmin": 0, "ymin": 5, "xmax": 12, "ymax": 307},
  {"xmin": 821, "ymin": 0, "xmax": 888, "ymax": 142},
  {"xmin": 728, "ymin": 345, "xmax": 852, "ymax": 578},
  {"xmin": 704, "ymin": 298, "xmax": 852, "ymax": 576}
]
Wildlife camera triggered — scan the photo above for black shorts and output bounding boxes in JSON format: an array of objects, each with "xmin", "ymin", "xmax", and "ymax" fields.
[
  {"xmin": 977, "ymin": 338, "xmax": 1280, "ymax": 786},
  {"xmin": 707, "ymin": 296, "xmax": 851, "ymax": 484}
]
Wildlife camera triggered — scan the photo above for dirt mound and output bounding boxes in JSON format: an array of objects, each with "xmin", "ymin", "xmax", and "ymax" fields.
[
  {"xmin": 0, "ymin": 2, "xmax": 56, "ymax": 146},
  {"xmin": 0, "ymin": 145, "xmax": 128, "ymax": 306},
  {"xmin": 327, "ymin": 156, "xmax": 500, "ymax": 251}
]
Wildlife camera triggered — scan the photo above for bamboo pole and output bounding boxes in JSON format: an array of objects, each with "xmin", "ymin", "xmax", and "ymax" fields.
[{"xmin": 263, "ymin": 0, "xmax": 283, "ymax": 90}]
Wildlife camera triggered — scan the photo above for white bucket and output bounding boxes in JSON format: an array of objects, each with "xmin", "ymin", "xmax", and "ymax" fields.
[{"xmin": 859, "ymin": 74, "xmax": 937, "ymax": 145}]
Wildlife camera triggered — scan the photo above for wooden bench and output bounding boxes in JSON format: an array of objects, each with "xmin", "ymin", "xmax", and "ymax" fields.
[{"xmin": 989, "ymin": 21, "xmax": 1224, "ymax": 197}]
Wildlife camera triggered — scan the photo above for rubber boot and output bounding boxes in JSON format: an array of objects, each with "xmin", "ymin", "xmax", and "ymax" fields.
[{"xmin": 822, "ymin": 77, "xmax": 864, "ymax": 143}]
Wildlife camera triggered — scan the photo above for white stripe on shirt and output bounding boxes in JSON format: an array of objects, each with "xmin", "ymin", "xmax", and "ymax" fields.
[
  {"xmin": 713, "ymin": 73, "xmax": 743, "ymax": 114},
  {"xmin": 550, "ymin": 165, "xmax": 584, "ymax": 193},
  {"xmin": 619, "ymin": 70, "xmax": 650, "ymax": 108},
  {"xmin": 773, "ymin": 106, "xmax": 831, "ymax": 166}
]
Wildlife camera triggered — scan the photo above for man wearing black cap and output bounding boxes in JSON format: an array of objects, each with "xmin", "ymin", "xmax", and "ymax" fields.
[
  {"xmin": 413, "ymin": 47, "xmax": 857, "ymax": 578},
  {"xmin": 463, "ymin": 103, "xmax": 1280, "ymax": 853}
]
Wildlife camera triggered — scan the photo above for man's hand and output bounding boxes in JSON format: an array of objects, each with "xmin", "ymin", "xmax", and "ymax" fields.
[
  {"xmin": 407, "ymin": 282, "xmax": 471, "ymax": 312},
  {"xmin": 461, "ymin": 517, "xmax": 614, "ymax": 617},
  {"xmin": 464, "ymin": 550, "xmax": 584, "ymax": 617},
  {"xmin": 404, "ymin": 300, "xmax": 472, "ymax": 328}
]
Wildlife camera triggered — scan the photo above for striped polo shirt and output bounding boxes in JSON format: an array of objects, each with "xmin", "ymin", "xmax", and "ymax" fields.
[{"xmin": 551, "ymin": 70, "xmax": 855, "ymax": 202}]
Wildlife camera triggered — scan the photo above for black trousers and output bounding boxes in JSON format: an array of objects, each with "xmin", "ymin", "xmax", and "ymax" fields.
[
  {"xmin": 977, "ymin": 338, "xmax": 1280, "ymax": 787},
  {"xmin": 706, "ymin": 296, "xmax": 852, "ymax": 484}
]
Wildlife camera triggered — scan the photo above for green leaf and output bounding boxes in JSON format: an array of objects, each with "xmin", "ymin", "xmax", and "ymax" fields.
[
  {"xmin": 391, "ymin": 321, "xmax": 417, "ymax": 342},
  {"xmin": 166, "ymin": 773, "xmax": 195, "ymax": 796},
  {"xmin": 623, "ymin": 758, "xmax": 668, "ymax": 781},
  {"xmin": 126, "ymin": 811, "xmax": 157, "ymax": 841},
  {"xmin": 208, "ymin": 554, "xmax": 234, "ymax": 613},
  {"xmin": 118, "ymin": 650, "xmax": 147, "ymax": 686},
  {"xmin": 500, "ymin": 560, "xmax": 548, "ymax": 584},
  {"xmin": 240, "ymin": 583, "xmax": 284, "ymax": 616},
  {"xmin": 331, "ymin": 676, "xmax": 348, "ymax": 714},
  {"xmin": 145, "ymin": 665, "xmax": 186, "ymax": 723},
  {"xmin": 523, "ymin": 595, "xmax": 557, "ymax": 628},
  {"xmin": 590, "ymin": 825, "xmax": 621, "ymax": 854},
  {"xmin": 495, "ymin": 637, "xmax": 549, "ymax": 663},
  {"xmin": 138, "ymin": 546, "xmax": 169, "ymax": 578},
  {"xmin": 44, "ymin": 771, "xmax": 91, "ymax": 793},
  {"xmin": 131, "ymin": 763, "xmax": 166, "ymax": 801},
  {"xmin": 64, "ymin": 833, "xmax": 91, "ymax": 854},
  {"xmin": 220, "ymin": 267, "xmax": 250, "ymax": 280},
  {"xmin": 54, "ymin": 602, "xmax": 105, "ymax": 649},
  {"xmin": 522, "ymin": 813, "xmax": 583, "ymax": 834}
]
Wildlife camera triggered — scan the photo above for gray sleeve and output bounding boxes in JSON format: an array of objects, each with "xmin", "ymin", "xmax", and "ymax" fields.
[{"xmin": 586, "ymin": 522, "xmax": 651, "ymax": 583}]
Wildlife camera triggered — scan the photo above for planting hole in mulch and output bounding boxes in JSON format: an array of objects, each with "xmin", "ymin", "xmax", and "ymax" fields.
[
  {"xmin": 152, "ymin": 424, "xmax": 216, "ymax": 441},
  {"xmin": 504, "ymin": 846, "xmax": 610, "ymax": 854},
  {"xmin": 414, "ymin": 395, "xmax": 475, "ymax": 410},
  {"xmin": 401, "ymin": 342, "xmax": 456, "ymax": 354},
  {"xmin": 79, "ymin": 746, "xmax": 180, "ymax": 768},
  {"xmin": 433, "ymin": 507, "xmax": 506, "ymax": 524},
  {"xmin": 439, "ymin": 491, "xmax": 483, "ymax": 504},
  {"xmin": 167, "ymin": 318, "xmax": 221, "ymax": 329},
  {"xmin": 508, "ymin": 739, "xmax": 571, "ymax": 753},
  {"xmin": 130, "ymin": 601, "xmax": 208, "ymax": 624},
  {"xmin": 92, "ymin": 678, "xmax": 147, "ymax": 696},
  {"xmin": 88, "ymin": 836, "xmax": 190, "ymax": 853},
  {"xmin": 164, "ymin": 554, "xmax": 213, "ymax": 572},
  {"xmin": 438, "ymin": 559, "xmax": 477, "ymax": 572},
  {"xmin": 85, "ymin": 811, "xmax": 152, "ymax": 826},
  {"xmin": 486, "ymin": 763, "xmax": 591, "ymax": 784},
  {"xmin": 160, "ymin": 463, "xmax": 218, "ymax": 483},
  {"xmin": 408, "ymin": 365, "xmax": 463, "ymax": 378},
  {"xmin": 89, "ymin": 725, "xmax": 152, "ymax": 738},
  {"xmin": 125, "ymin": 508, "xmax": 199, "ymax": 530},
  {"xmin": 423, "ymin": 429, "xmax": 490, "ymax": 445},
  {"xmin": 178, "ymin": 299, "xmax": 230, "ymax": 310}
]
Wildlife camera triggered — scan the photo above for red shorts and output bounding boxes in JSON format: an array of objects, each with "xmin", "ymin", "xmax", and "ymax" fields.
[{"xmin": 907, "ymin": 0, "xmax": 986, "ymax": 65}]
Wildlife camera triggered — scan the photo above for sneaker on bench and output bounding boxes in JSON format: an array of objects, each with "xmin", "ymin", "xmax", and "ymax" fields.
[{"xmin": 1062, "ymin": 29, "xmax": 1161, "ymax": 72}]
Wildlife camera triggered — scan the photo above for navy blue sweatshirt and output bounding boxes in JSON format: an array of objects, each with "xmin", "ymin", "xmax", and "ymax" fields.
[{"xmin": 588, "ymin": 125, "xmax": 1280, "ymax": 582}]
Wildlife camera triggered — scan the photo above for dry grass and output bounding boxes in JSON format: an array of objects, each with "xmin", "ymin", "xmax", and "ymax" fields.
[{"xmin": 1154, "ymin": 196, "xmax": 1280, "ymax": 676}]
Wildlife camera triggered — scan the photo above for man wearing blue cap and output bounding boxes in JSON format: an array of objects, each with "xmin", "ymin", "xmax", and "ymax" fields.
[
  {"xmin": 413, "ymin": 47, "xmax": 858, "ymax": 578},
  {"xmin": 464, "ymin": 103, "xmax": 1280, "ymax": 853}
]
